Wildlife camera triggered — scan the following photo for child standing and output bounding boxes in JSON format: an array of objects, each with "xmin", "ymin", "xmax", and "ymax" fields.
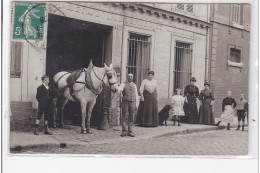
[
  {"xmin": 170, "ymin": 88, "xmax": 185, "ymax": 126},
  {"xmin": 236, "ymin": 94, "xmax": 248, "ymax": 131},
  {"xmin": 216, "ymin": 91, "xmax": 237, "ymax": 130},
  {"xmin": 33, "ymin": 75, "xmax": 53, "ymax": 135}
]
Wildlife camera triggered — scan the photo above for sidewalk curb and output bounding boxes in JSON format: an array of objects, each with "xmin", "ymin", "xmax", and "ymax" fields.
[{"xmin": 10, "ymin": 124, "xmax": 246, "ymax": 151}]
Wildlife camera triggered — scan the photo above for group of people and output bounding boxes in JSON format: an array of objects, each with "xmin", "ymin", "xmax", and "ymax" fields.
[
  {"xmin": 33, "ymin": 71, "xmax": 248, "ymax": 137},
  {"xmin": 118, "ymin": 72, "xmax": 249, "ymax": 137}
]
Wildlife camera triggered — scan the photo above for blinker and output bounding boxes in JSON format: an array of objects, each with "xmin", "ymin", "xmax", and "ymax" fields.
[{"xmin": 107, "ymin": 73, "xmax": 112, "ymax": 79}]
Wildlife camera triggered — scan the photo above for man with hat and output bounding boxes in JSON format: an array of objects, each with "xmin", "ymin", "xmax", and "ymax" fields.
[
  {"xmin": 117, "ymin": 73, "xmax": 139, "ymax": 137},
  {"xmin": 183, "ymin": 77, "xmax": 200, "ymax": 124}
]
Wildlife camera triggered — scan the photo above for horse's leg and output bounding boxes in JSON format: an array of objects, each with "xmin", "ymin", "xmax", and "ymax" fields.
[
  {"xmin": 59, "ymin": 98, "xmax": 68, "ymax": 128},
  {"xmin": 80, "ymin": 101, "xmax": 87, "ymax": 134},
  {"xmin": 86, "ymin": 101, "xmax": 96, "ymax": 134}
]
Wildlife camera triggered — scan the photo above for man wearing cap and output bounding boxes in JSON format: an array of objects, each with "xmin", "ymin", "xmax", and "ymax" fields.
[{"xmin": 117, "ymin": 73, "xmax": 139, "ymax": 137}]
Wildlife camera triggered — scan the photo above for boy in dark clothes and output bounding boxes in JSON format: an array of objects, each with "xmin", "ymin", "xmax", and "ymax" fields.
[
  {"xmin": 236, "ymin": 94, "xmax": 248, "ymax": 131},
  {"xmin": 33, "ymin": 75, "xmax": 53, "ymax": 135}
]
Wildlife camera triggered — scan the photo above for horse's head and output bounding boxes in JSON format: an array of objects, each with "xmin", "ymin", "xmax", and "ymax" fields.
[{"xmin": 103, "ymin": 63, "xmax": 119, "ymax": 92}]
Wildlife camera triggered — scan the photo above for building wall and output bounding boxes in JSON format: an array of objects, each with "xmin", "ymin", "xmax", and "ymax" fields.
[{"xmin": 209, "ymin": 4, "xmax": 250, "ymax": 117}]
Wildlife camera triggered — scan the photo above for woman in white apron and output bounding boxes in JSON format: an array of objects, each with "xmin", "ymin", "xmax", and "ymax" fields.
[{"xmin": 215, "ymin": 91, "xmax": 237, "ymax": 130}]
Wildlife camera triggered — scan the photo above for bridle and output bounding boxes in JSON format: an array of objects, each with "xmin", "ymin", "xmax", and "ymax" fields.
[
  {"xmin": 92, "ymin": 67, "xmax": 117, "ymax": 86},
  {"xmin": 91, "ymin": 67, "xmax": 117, "ymax": 91},
  {"xmin": 91, "ymin": 67, "xmax": 118, "ymax": 100}
]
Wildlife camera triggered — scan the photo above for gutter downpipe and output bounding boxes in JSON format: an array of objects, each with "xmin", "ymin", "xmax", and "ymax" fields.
[
  {"xmin": 119, "ymin": 4, "xmax": 126, "ymax": 126},
  {"xmin": 205, "ymin": 26, "xmax": 209, "ymax": 82}
]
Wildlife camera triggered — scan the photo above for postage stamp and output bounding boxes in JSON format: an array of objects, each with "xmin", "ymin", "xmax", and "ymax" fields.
[{"xmin": 12, "ymin": 2, "xmax": 45, "ymax": 41}]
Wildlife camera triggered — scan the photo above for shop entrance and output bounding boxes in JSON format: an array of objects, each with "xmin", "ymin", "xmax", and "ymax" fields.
[{"xmin": 46, "ymin": 14, "xmax": 113, "ymax": 127}]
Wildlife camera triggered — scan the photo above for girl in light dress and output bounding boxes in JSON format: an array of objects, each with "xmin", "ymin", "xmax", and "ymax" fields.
[{"xmin": 170, "ymin": 88, "xmax": 185, "ymax": 126}]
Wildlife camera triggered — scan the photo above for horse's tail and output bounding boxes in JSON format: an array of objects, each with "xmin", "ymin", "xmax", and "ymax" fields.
[{"xmin": 50, "ymin": 75, "xmax": 59, "ymax": 99}]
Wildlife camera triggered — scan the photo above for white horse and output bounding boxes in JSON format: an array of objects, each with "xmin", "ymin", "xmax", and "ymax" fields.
[{"xmin": 52, "ymin": 62, "xmax": 119, "ymax": 134}]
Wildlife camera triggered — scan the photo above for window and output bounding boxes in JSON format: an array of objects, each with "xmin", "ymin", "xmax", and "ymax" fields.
[
  {"xmin": 10, "ymin": 42, "xmax": 22, "ymax": 77},
  {"xmin": 232, "ymin": 4, "xmax": 241, "ymax": 24},
  {"xmin": 187, "ymin": 4, "xmax": 194, "ymax": 13},
  {"xmin": 127, "ymin": 33, "xmax": 151, "ymax": 89},
  {"xmin": 230, "ymin": 48, "xmax": 241, "ymax": 63},
  {"xmin": 176, "ymin": 4, "xmax": 194, "ymax": 13},
  {"xmin": 177, "ymin": 4, "xmax": 184, "ymax": 10},
  {"xmin": 228, "ymin": 45, "xmax": 243, "ymax": 68},
  {"xmin": 173, "ymin": 42, "xmax": 193, "ymax": 92}
]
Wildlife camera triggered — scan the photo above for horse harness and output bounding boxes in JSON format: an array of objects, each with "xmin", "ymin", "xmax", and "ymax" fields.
[{"xmin": 55, "ymin": 67, "xmax": 116, "ymax": 102}]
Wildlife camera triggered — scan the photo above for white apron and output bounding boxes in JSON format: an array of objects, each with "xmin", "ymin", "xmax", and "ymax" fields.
[{"xmin": 220, "ymin": 105, "xmax": 234, "ymax": 123}]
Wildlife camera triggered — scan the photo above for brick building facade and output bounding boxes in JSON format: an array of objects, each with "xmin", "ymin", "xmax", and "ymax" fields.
[
  {"xmin": 10, "ymin": 2, "xmax": 213, "ymax": 129},
  {"xmin": 209, "ymin": 4, "xmax": 250, "ymax": 117}
]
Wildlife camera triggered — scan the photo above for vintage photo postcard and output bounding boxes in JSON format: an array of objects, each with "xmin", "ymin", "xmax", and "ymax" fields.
[{"xmin": 7, "ymin": 1, "xmax": 255, "ymax": 156}]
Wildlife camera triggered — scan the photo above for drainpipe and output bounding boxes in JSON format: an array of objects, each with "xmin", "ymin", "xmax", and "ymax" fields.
[
  {"xmin": 118, "ymin": 5, "xmax": 126, "ymax": 126},
  {"xmin": 120, "ymin": 5, "xmax": 126, "ymax": 85},
  {"xmin": 168, "ymin": 33, "xmax": 173, "ymax": 98},
  {"xmin": 205, "ymin": 26, "xmax": 209, "ymax": 82}
]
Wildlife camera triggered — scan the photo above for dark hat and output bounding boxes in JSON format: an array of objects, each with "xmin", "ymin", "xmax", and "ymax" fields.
[
  {"xmin": 204, "ymin": 81, "xmax": 210, "ymax": 86},
  {"xmin": 190, "ymin": 77, "xmax": 196, "ymax": 82},
  {"xmin": 148, "ymin": 71, "xmax": 155, "ymax": 75}
]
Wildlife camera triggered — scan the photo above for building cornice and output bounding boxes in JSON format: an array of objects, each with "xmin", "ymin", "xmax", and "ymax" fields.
[{"xmin": 113, "ymin": 2, "xmax": 212, "ymax": 28}]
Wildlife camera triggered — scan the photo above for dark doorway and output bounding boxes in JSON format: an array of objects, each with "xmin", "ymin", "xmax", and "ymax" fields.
[{"xmin": 46, "ymin": 14, "xmax": 113, "ymax": 127}]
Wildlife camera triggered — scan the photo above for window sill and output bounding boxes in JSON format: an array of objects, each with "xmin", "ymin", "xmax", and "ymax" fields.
[
  {"xmin": 10, "ymin": 75, "xmax": 21, "ymax": 78},
  {"xmin": 227, "ymin": 60, "xmax": 243, "ymax": 68},
  {"xmin": 231, "ymin": 22, "xmax": 245, "ymax": 30}
]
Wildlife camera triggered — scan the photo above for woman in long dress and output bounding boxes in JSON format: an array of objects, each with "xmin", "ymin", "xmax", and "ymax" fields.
[
  {"xmin": 215, "ymin": 91, "xmax": 237, "ymax": 130},
  {"xmin": 199, "ymin": 81, "xmax": 215, "ymax": 125},
  {"xmin": 183, "ymin": 77, "xmax": 199, "ymax": 124},
  {"xmin": 136, "ymin": 71, "xmax": 159, "ymax": 127}
]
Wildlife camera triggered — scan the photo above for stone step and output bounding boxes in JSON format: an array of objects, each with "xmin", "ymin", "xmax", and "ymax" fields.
[{"xmin": 10, "ymin": 101, "xmax": 44, "ymax": 132}]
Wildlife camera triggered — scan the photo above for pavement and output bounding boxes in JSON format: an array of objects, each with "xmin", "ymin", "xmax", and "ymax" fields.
[
  {"xmin": 10, "ymin": 117, "xmax": 247, "ymax": 151},
  {"xmin": 17, "ymin": 128, "xmax": 248, "ymax": 155}
]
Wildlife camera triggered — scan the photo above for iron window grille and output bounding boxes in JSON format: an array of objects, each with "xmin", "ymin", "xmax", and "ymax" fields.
[
  {"xmin": 173, "ymin": 42, "xmax": 193, "ymax": 93},
  {"xmin": 127, "ymin": 33, "xmax": 151, "ymax": 89}
]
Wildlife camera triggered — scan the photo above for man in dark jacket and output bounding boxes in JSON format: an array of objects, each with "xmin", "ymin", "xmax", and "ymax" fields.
[{"xmin": 33, "ymin": 75, "xmax": 53, "ymax": 135}]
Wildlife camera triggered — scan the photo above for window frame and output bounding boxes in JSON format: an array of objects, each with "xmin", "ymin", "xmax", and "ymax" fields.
[
  {"xmin": 173, "ymin": 41, "xmax": 194, "ymax": 94},
  {"xmin": 227, "ymin": 44, "xmax": 243, "ymax": 68},
  {"xmin": 176, "ymin": 4, "xmax": 195, "ymax": 14},
  {"xmin": 126, "ymin": 32, "xmax": 152, "ymax": 89},
  {"xmin": 230, "ymin": 4, "xmax": 245, "ymax": 29},
  {"xmin": 231, "ymin": 4, "xmax": 241, "ymax": 24}
]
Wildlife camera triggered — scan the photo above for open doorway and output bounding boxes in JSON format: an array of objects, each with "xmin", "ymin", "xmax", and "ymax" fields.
[{"xmin": 46, "ymin": 14, "xmax": 113, "ymax": 127}]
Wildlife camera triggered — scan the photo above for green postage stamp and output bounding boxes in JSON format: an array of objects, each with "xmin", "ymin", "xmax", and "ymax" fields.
[{"xmin": 12, "ymin": 2, "xmax": 45, "ymax": 41}]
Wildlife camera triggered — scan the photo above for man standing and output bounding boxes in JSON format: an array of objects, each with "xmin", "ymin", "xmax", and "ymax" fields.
[{"xmin": 118, "ymin": 73, "xmax": 139, "ymax": 137}]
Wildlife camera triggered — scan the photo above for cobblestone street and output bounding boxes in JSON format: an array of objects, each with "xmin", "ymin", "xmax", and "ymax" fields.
[{"xmin": 17, "ymin": 128, "xmax": 248, "ymax": 155}]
